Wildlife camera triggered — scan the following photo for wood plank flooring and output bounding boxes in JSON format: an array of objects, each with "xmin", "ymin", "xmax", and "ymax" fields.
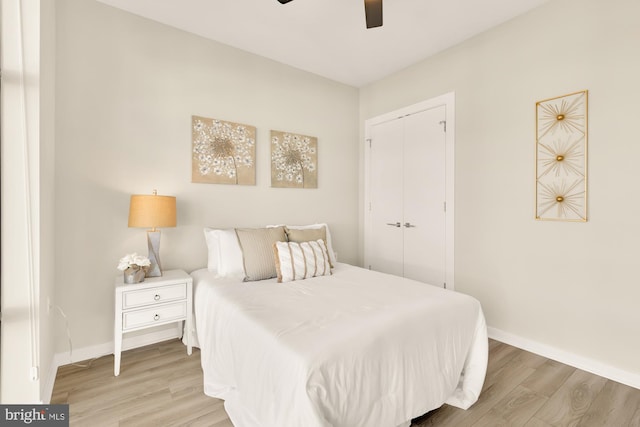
[{"xmin": 51, "ymin": 338, "xmax": 640, "ymax": 426}]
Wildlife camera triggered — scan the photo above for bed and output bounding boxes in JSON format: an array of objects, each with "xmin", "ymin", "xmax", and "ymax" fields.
[{"xmin": 191, "ymin": 225, "xmax": 487, "ymax": 427}]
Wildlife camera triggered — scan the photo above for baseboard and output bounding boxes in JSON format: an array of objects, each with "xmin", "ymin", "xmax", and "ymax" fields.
[
  {"xmin": 488, "ymin": 327, "xmax": 640, "ymax": 390},
  {"xmin": 43, "ymin": 325, "xmax": 183, "ymax": 403},
  {"xmin": 42, "ymin": 363, "xmax": 59, "ymax": 405}
]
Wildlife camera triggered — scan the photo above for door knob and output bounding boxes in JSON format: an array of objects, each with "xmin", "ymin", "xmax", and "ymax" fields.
[
  {"xmin": 404, "ymin": 222, "xmax": 416, "ymax": 228},
  {"xmin": 386, "ymin": 222, "xmax": 401, "ymax": 228}
]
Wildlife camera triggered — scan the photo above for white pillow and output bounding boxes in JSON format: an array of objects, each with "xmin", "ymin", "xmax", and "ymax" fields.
[
  {"xmin": 203, "ymin": 227, "xmax": 221, "ymax": 272},
  {"xmin": 273, "ymin": 239, "xmax": 332, "ymax": 283},
  {"xmin": 203, "ymin": 228, "xmax": 245, "ymax": 279},
  {"xmin": 268, "ymin": 223, "xmax": 337, "ymax": 265}
]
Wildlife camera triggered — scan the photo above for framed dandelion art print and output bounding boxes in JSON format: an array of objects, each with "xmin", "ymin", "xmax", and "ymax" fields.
[
  {"xmin": 192, "ymin": 116, "xmax": 256, "ymax": 185},
  {"xmin": 535, "ymin": 90, "xmax": 588, "ymax": 221},
  {"xmin": 270, "ymin": 130, "xmax": 318, "ymax": 189}
]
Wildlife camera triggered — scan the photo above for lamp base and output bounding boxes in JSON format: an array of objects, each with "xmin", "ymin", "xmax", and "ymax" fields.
[{"xmin": 146, "ymin": 230, "xmax": 162, "ymax": 277}]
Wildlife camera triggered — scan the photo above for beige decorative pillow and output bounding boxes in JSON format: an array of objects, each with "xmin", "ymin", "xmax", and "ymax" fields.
[
  {"xmin": 285, "ymin": 227, "xmax": 326, "ymax": 243},
  {"xmin": 273, "ymin": 239, "xmax": 332, "ymax": 283},
  {"xmin": 235, "ymin": 226, "xmax": 287, "ymax": 281}
]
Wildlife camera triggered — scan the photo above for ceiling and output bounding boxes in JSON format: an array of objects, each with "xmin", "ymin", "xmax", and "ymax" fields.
[{"xmin": 96, "ymin": 0, "xmax": 550, "ymax": 87}]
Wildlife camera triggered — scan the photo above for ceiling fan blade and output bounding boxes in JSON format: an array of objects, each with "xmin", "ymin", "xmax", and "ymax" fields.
[
  {"xmin": 364, "ymin": 0, "xmax": 383, "ymax": 28},
  {"xmin": 277, "ymin": 0, "xmax": 294, "ymax": 3}
]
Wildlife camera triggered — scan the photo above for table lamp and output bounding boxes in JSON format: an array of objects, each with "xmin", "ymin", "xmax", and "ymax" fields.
[{"xmin": 128, "ymin": 190, "xmax": 176, "ymax": 277}]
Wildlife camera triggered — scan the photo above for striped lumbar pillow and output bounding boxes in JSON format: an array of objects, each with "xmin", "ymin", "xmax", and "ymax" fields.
[{"xmin": 273, "ymin": 240, "xmax": 332, "ymax": 283}]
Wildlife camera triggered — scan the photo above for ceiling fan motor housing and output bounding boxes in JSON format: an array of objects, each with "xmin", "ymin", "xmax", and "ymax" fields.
[{"xmin": 276, "ymin": 0, "xmax": 383, "ymax": 28}]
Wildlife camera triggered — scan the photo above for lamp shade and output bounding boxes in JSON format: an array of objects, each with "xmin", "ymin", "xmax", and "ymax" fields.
[{"xmin": 128, "ymin": 194, "xmax": 176, "ymax": 229}]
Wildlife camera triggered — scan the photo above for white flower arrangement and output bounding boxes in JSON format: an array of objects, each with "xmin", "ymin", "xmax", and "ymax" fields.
[{"xmin": 117, "ymin": 253, "xmax": 151, "ymax": 271}]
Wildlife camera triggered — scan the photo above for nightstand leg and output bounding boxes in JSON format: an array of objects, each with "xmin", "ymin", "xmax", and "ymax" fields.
[
  {"xmin": 186, "ymin": 317, "xmax": 192, "ymax": 356},
  {"xmin": 186, "ymin": 283, "xmax": 193, "ymax": 356},
  {"xmin": 114, "ymin": 325, "xmax": 122, "ymax": 376}
]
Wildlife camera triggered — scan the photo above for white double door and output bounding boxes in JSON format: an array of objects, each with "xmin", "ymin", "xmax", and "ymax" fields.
[{"xmin": 367, "ymin": 105, "xmax": 447, "ymax": 287}]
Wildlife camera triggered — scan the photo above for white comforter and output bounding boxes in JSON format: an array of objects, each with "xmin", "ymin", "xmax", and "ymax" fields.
[{"xmin": 192, "ymin": 263, "xmax": 487, "ymax": 427}]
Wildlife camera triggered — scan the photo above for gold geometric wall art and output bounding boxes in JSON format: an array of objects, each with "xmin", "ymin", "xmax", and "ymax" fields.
[
  {"xmin": 192, "ymin": 116, "xmax": 256, "ymax": 185},
  {"xmin": 270, "ymin": 130, "xmax": 318, "ymax": 189},
  {"xmin": 535, "ymin": 90, "xmax": 588, "ymax": 221}
]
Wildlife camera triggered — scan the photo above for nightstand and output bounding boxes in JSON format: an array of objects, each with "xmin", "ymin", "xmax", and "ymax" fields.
[{"xmin": 114, "ymin": 269, "xmax": 193, "ymax": 376}]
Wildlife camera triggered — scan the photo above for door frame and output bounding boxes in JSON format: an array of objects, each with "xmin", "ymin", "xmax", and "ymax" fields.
[{"xmin": 364, "ymin": 92, "xmax": 455, "ymax": 290}]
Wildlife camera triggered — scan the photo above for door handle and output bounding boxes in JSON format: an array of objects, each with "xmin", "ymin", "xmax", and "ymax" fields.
[
  {"xmin": 386, "ymin": 222, "xmax": 401, "ymax": 228},
  {"xmin": 404, "ymin": 222, "xmax": 416, "ymax": 228}
]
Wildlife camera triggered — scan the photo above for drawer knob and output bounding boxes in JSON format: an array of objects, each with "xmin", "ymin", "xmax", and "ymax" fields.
[
  {"xmin": 153, "ymin": 314, "xmax": 160, "ymax": 321},
  {"xmin": 154, "ymin": 294, "xmax": 160, "ymax": 301}
]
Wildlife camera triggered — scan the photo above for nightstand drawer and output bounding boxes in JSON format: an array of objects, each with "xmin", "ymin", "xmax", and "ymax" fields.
[
  {"xmin": 122, "ymin": 283, "xmax": 186, "ymax": 309},
  {"xmin": 122, "ymin": 301, "xmax": 187, "ymax": 331}
]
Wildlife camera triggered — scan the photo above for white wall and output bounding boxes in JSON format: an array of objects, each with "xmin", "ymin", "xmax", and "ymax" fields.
[
  {"xmin": 54, "ymin": 0, "xmax": 359, "ymax": 353},
  {"xmin": 360, "ymin": 0, "xmax": 640, "ymax": 380}
]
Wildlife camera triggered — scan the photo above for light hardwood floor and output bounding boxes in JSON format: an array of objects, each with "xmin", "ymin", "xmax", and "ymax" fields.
[{"xmin": 51, "ymin": 338, "xmax": 640, "ymax": 426}]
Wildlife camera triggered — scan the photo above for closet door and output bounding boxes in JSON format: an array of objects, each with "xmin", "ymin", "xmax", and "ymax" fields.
[
  {"xmin": 367, "ymin": 105, "xmax": 447, "ymax": 287},
  {"xmin": 368, "ymin": 118, "xmax": 404, "ymax": 277},
  {"xmin": 403, "ymin": 106, "xmax": 446, "ymax": 285}
]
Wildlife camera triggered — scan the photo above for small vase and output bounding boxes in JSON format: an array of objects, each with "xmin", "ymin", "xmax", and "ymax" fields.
[{"xmin": 124, "ymin": 266, "xmax": 145, "ymax": 284}]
